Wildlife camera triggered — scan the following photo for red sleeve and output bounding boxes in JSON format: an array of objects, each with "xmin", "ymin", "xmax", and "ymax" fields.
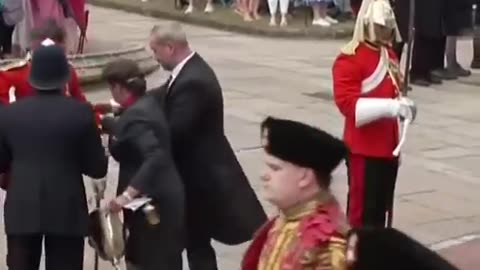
[
  {"xmin": 67, "ymin": 67, "xmax": 102, "ymax": 127},
  {"xmin": 68, "ymin": 68, "xmax": 87, "ymax": 103},
  {"xmin": 332, "ymin": 54, "xmax": 363, "ymax": 121},
  {"xmin": 0, "ymin": 73, "xmax": 11, "ymax": 105}
]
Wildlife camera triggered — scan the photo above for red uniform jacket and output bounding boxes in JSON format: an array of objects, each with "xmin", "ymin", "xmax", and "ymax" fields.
[
  {"xmin": 332, "ymin": 43, "xmax": 399, "ymax": 158},
  {"xmin": 0, "ymin": 62, "xmax": 87, "ymax": 104}
]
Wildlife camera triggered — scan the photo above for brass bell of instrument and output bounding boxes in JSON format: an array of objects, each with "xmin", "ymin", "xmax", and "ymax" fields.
[{"xmin": 88, "ymin": 208, "xmax": 125, "ymax": 266}]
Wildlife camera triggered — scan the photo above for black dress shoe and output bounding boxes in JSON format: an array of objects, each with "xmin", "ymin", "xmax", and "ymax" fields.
[
  {"xmin": 411, "ymin": 78, "xmax": 431, "ymax": 87},
  {"xmin": 428, "ymin": 74, "xmax": 443, "ymax": 84},
  {"xmin": 450, "ymin": 65, "xmax": 471, "ymax": 77},
  {"xmin": 431, "ymin": 69, "xmax": 457, "ymax": 80}
]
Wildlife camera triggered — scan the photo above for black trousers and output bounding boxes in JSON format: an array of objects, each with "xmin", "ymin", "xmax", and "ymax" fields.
[
  {"xmin": 185, "ymin": 205, "xmax": 218, "ymax": 270},
  {"xmin": 6, "ymin": 234, "xmax": 84, "ymax": 270},
  {"xmin": 0, "ymin": 17, "xmax": 14, "ymax": 55},
  {"xmin": 410, "ymin": 34, "xmax": 446, "ymax": 80},
  {"xmin": 124, "ymin": 210, "xmax": 183, "ymax": 270},
  {"xmin": 346, "ymin": 154, "xmax": 399, "ymax": 228}
]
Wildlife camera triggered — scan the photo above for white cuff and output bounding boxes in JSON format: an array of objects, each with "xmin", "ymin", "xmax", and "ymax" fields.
[{"xmin": 355, "ymin": 98, "xmax": 400, "ymax": 127}]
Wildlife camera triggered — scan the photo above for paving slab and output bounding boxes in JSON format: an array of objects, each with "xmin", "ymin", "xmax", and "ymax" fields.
[{"xmin": 438, "ymin": 238, "xmax": 480, "ymax": 270}]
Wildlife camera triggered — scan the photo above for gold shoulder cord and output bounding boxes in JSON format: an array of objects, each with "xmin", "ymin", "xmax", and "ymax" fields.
[
  {"xmin": 0, "ymin": 53, "xmax": 30, "ymax": 72},
  {"xmin": 382, "ymin": 47, "xmax": 402, "ymax": 98}
]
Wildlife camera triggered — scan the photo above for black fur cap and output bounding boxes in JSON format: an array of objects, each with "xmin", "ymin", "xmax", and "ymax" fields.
[
  {"xmin": 260, "ymin": 116, "xmax": 347, "ymax": 187},
  {"xmin": 348, "ymin": 227, "xmax": 459, "ymax": 270}
]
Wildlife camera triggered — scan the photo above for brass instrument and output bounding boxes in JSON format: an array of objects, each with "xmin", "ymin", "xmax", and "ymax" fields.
[{"xmin": 88, "ymin": 207, "xmax": 125, "ymax": 270}]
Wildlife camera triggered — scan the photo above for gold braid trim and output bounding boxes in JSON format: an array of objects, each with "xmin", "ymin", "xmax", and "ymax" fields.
[
  {"xmin": 317, "ymin": 237, "xmax": 347, "ymax": 270},
  {"xmin": 0, "ymin": 52, "xmax": 31, "ymax": 72}
]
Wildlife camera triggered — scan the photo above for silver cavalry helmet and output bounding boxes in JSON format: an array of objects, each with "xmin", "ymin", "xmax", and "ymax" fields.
[{"xmin": 88, "ymin": 208, "xmax": 125, "ymax": 265}]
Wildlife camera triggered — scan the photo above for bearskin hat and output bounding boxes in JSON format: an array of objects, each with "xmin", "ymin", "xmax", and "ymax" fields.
[
  {"xmin": 348, "ymin": 227, "xmax": 459, "ymax": 270},
  {"xmin": 260, "ymin": 116, "xmax": 347, "ymax": 187}
]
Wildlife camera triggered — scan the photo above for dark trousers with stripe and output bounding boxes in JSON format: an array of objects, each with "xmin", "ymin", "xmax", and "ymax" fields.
[{"xmin": 346, "ymin": 154, "xmax": 399, "ymax": 228}]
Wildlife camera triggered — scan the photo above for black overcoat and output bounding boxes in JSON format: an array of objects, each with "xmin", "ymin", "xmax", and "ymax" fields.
[
  {"xmin": 393, "ymin": 0, "xmax": 447, "ymax": 38},
  {"xmin": 0, "ymin": 92, "xmax": 108, "ymax": 236},
  {"xmin": 151, "ymin": 53, "xmax": 267, "ymax": 245},
  {"xmin": 108, "ymin": 95, "xmax": 185, "ymax": 268}
]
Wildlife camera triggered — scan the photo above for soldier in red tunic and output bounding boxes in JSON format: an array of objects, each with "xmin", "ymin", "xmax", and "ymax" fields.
[
  {"xmin": 242, "ymin": 116, "xmax": 349, "ymax": 270},
  {"xmin": 0, "ymin": 19, "xmax": 87, "ymax": 104},
  {"xmin": 332, "ymin": 0, "xmax": 416, "ymax": 229}
]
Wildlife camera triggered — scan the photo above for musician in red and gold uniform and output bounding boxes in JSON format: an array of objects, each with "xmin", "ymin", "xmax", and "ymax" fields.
[
  {"xmin": 0, "ymin": 19, "xmax": 87, "ymax": 104},
  {"xmin": 242, "ymin": 116, "xmax": 349, "ymax": 270},
  {"xmin": 332, "ymin": 0, "xmax": 416, "ymax": 229}
]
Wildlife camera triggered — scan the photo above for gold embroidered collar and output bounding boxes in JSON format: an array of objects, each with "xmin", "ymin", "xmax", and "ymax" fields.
[{"xmin": 281, "ymin": 192, "xmax": 333, "ymax": 221}]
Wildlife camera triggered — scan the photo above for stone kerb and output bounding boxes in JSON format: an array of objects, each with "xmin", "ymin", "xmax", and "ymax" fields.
[{"xmin": 0, "ymin": 44, "xmax": 159, "ymax": 86}]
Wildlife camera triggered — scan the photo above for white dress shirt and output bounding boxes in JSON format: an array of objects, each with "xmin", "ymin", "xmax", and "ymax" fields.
[{"xmin": 168, "ymin": 51, "xmax": 196, "ymax": 89}]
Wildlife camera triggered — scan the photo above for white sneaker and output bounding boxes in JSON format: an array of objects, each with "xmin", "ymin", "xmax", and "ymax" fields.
[
  {"xmin": 269, "ymin": 16, "xmax": 277, "ymax": 26},
  {"xmin": 325, "ymin": 16, "xmax": 338, "ymax": 24},
  {"xmin": 204, "ymin": 3, "xmax": 214, "ymax": 13},
  {"xmin": 312, "ymin": 18, "xmax": 331, "ymax": 27},
  {"xmin": 280, "ymin": 16, "xmax": 287, "ymax": 27},
  {"xmin": 185, "ymin": 5, "xmax": 193, "ymax": 14}
]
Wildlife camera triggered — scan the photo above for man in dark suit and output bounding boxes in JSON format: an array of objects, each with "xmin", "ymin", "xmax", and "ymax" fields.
[
  {"xmin": 149, "ymin": 22, "xmax": 267, "ymax": 270},
  {"xmin": 100, "ymin": 58, "xmax": 185, "ymax": 270},
  {"xmin": 0, "ymin": 40, "xmax": 108, "ymax": 270}
]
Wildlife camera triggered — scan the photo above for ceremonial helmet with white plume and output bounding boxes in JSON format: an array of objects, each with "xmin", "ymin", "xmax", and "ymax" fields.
[{"xmin": 341, "ymin": 0, "xmax": 402, "ymax": 55}]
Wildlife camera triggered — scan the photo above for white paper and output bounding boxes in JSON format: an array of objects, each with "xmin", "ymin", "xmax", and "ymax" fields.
[{"xmin": 123, "ymin": 197, "xmax": 152, "ymax": 211}]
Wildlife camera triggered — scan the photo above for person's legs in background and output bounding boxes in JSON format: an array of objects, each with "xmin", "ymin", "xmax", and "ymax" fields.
[
  {"xmin": 410, "ymin": 34, "xmax": 434, "ymax": 86},
  {"xmin": 248, "ymin": 0, "xmax": 261, "ymax": 19},
  {"xmin": 267, "ymin": 0, "xmax": 279, "ymax": 25},
  {"xmin": 446, "ymin": 35, "xmax": 471, "ymax": 77},
  {"xmin": 332, "ymin": 0, "xmax": 353, "ymax": 20},
  {"xmin": 311, "ymin": 0, "xmax": 338, "ymax": 27},
  {"xmin": 350, "ymin": 0, "xmax": 361, "ymax": 15},
  {"xmin": 185, "ymin": 0, "xmax": 215, "ymax": 14},
  {"xmin": 430, "ymin": 36, "xmax": 458, "ymax": 81},
  {"xmin": 268, "ymin": 0, "xmax": 289, "ymax": 26},
  {"xmin": 472, "ymin": 27, "xmax": 480, "ymax": 68}
]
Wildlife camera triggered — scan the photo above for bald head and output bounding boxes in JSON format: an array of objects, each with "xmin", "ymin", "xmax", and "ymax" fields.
[{"xmin": 150, "ymin": 22, "xmax": 188, "ymax": 46}]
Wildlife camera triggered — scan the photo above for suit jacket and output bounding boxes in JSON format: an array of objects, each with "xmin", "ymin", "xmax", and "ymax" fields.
[
  {"xmin": 151, "ymin": 53, "xmax": 267, "ymax": 245},
  {"xmin": 108, "ymin": 95, "xmax": 185, "ymax": 256},
  {"xmin": 0, "ymin": 92, "xmax": 107, "ymax": 236}
]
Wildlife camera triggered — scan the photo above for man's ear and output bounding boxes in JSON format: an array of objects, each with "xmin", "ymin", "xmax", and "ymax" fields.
[{"xmin": 297, "ymin": 168, "xmax": 313, "ymax": 188}]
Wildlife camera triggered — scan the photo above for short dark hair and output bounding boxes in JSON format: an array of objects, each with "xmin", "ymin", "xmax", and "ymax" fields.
[
  {"xmin": 30, "ymin": 19, "xmax": 66, "ymax": 44},
  {"xmin": 102, "ymin": 58, "xmax": 146, "ymax": 97}
]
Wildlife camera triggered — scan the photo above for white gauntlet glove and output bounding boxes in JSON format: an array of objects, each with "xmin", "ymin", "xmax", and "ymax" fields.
[
  {"xmin": 355, "ymin": 97, "xmax": 417, "ymax": 127},
  {"xmin": 395, "ymin": 97, "xmax": 417, "ymax": 123}
]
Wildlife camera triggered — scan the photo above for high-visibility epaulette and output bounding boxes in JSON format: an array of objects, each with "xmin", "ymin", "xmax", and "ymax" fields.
[{"xmin": 0, "ymin": 53, "xmax": 31, "ymax": 71}]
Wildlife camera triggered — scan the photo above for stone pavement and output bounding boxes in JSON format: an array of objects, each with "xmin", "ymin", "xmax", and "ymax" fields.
[{"xmin": 4, "ymin": 5, "xmax": 480, "ymax": 269}]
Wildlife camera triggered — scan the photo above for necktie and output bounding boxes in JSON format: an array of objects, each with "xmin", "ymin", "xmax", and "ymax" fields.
[
  {"xmin": 165, "ymin": 75, "xmax": 173, "ymax": 98},
  {"xmin": 165, "ymin": 75, "xmax": 173, "ymax": 89}
]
